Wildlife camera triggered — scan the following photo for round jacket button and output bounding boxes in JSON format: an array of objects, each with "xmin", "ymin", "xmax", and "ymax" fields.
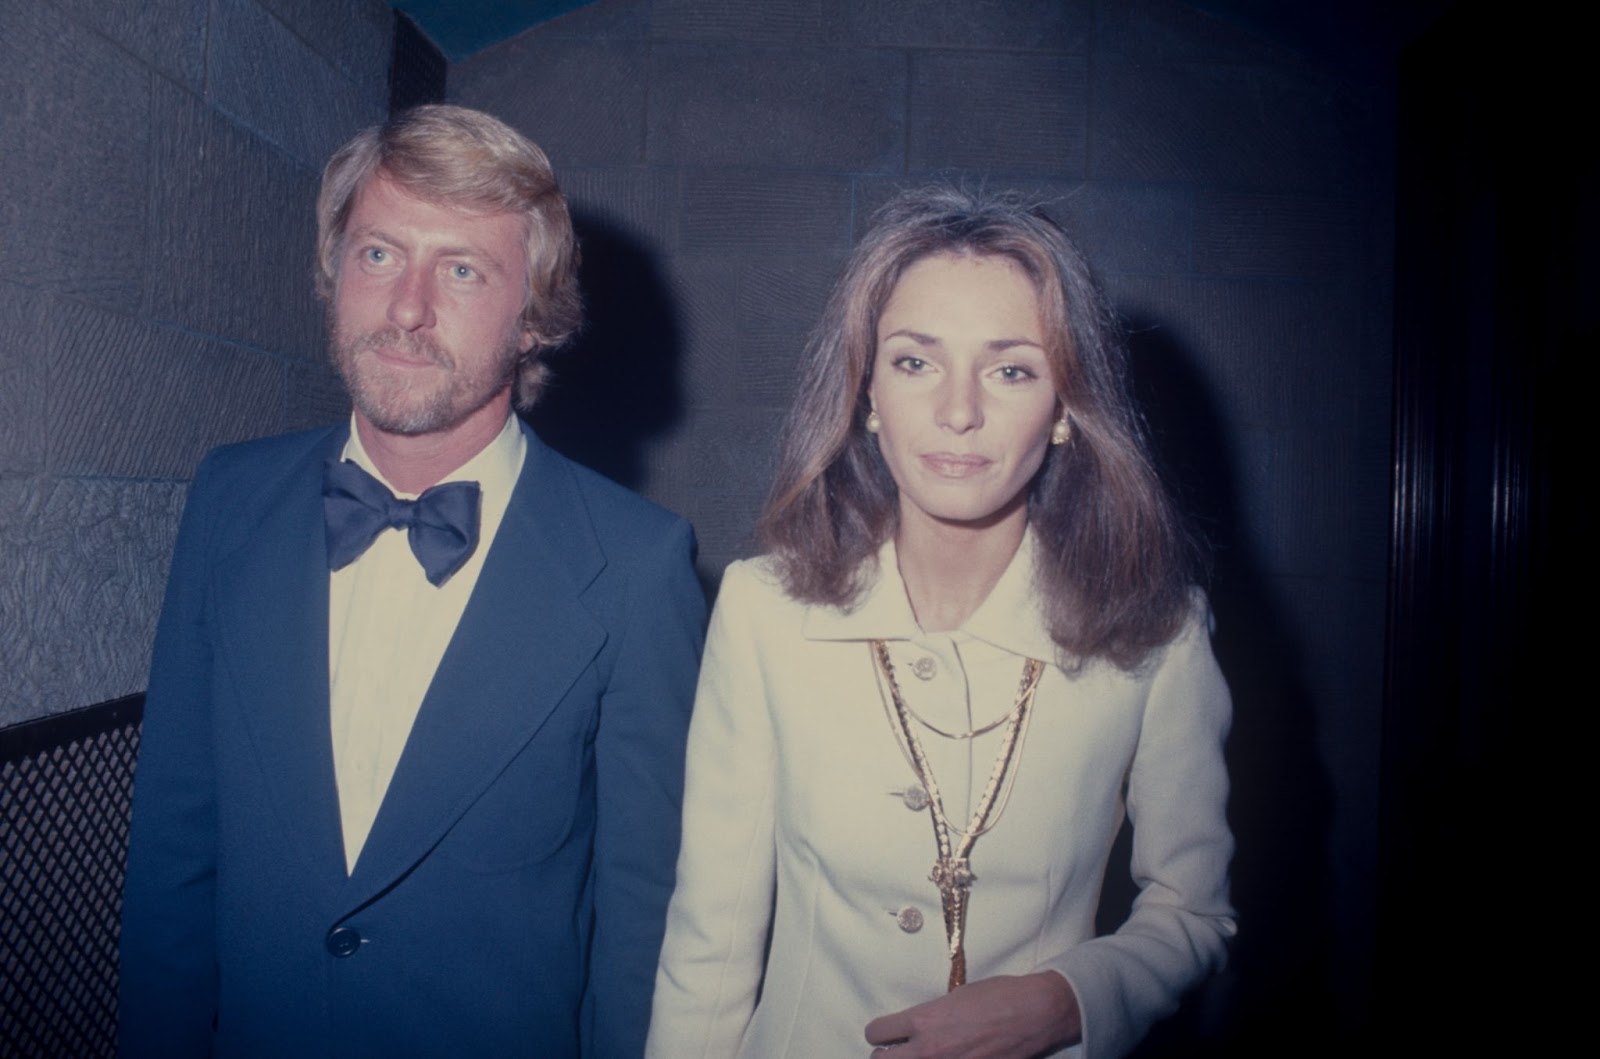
[
  {"xmin": 895, "ymin": 906, "xmax": 924, "ymax": 933},
  {"xmin": 911, "ymin": 656, "xmax": 938, "ymax": 681},
  {"xmin": 326, "ymin": 926, "xmax": 362, "ymax": 957}
]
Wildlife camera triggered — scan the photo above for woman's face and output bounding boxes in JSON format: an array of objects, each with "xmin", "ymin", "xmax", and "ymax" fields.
[{"xmin": 867, "ymin": 252, "xmax": 1060, "ymax": 533}]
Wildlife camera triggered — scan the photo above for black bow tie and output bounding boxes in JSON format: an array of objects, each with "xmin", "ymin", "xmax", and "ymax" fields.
[{"xmin": 323, "ymin": 459, "xmax": 481, "ymax": 587}]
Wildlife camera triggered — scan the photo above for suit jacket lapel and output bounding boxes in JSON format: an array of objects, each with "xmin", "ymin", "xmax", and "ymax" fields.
[
  {"xmin": 343, "ymin": 427, "xmax": 608, "ymax": 903},
  {"xmin": 213, "ymin": 427, "xmax": 349, "ymax": 893}
]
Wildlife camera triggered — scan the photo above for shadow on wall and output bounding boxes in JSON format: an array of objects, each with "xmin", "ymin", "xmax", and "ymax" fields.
[
  {"xmin": 523, "ymin": 209, "xmax": 685, "ymax": 492},
  {"xmin": 1098, "ymin": 317, "xmax": 1341, "ymax": 1056}
]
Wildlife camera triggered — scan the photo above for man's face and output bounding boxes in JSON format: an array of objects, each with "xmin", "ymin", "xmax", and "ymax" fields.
[{"xmin": 330, "ymin": 173, "xmax": 533, "ymax": 438}]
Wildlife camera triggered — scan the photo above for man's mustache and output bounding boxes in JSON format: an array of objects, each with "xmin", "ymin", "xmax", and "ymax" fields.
[{"xmin": 341, "ymin": 328, "xmax": 455, "ymax": 371}]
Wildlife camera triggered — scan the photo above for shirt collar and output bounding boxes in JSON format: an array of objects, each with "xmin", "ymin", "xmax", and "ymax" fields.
[
  {"xmin": 803, "ymin": 529, "xmax": 1060, "ymax": 662},
  {"xmin": 801, "ymin": 538, "xmax": 919, "ymax": 642},
  {"xmin": 340, "ymin": 413, "xmax": 526, "ymax": 501}
]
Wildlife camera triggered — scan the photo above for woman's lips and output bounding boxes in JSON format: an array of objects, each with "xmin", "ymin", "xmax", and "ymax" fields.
[{"xmin": 920, "ymin": 452, "xmax": 992, "ymax": 477}]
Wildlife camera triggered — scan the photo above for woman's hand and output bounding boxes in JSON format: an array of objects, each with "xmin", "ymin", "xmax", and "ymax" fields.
[{"xmin": 863, "ymin": 971, "xmax": 1082, "ymax": 1058}]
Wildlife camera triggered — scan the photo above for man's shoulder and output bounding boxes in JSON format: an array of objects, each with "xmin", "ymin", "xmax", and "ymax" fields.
[
  {"xmin": 199, "ymin": 423, "xmax": 344, "ymax": 477},
  {"xmin": 182, "ymin": 423, "xmax": 344, "ymax": 520}
]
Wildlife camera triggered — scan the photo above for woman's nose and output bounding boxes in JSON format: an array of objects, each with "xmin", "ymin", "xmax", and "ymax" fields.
[{"xmin": 937, "ymin": 374, "xmax": 983, "ymax": 433}]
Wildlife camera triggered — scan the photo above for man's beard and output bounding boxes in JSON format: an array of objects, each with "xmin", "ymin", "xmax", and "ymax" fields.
[{"xmin": 331, "ymin": 325, "xmax": 521, "ymax": 436}]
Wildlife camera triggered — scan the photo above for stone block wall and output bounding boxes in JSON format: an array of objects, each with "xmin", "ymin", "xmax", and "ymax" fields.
[
  {"xmin": 0, "ymin": 0, "xmax": 389, "ymax": 724},
  {"xmin": 453, "ymin": 0, "xmax": 1396, "ymax": 1045}
]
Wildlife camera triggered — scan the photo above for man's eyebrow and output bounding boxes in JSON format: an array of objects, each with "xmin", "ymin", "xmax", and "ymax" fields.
[{"xmin": 345, "ymin": 223, "xmax": 396, "ymax": 246}]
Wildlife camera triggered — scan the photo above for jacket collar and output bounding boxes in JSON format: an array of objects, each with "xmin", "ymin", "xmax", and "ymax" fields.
[
  {"xmin": 802, "ymin": 530, "xmax": 1060, "ymax": 663},
  {"xmin": 341, "ymin": 420, "xmax": 608, "ymax": 901},
  {"xmin": 212, "ymin": 420, "xmax": 610, "ymax": 906}
]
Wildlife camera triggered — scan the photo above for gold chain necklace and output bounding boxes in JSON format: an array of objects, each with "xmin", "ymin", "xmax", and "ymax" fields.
[
  {"xmin": 870, "ymin": 641, "xmax": 1043, "ymax": 992},
  {"xmin": 895, "ymin": 697, "xmax": 1020, "ymax": 741}
]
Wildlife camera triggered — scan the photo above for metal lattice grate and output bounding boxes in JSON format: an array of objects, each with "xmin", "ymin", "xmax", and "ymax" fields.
[{"xmin": 1, "ymin": 696, "xmax": 143, "ymax": 1059}]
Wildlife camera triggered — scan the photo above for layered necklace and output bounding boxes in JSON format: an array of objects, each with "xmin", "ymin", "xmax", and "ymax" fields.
[{"xmin": 870, "ymin": 640, "xmax": 1044, "ymax": 991}]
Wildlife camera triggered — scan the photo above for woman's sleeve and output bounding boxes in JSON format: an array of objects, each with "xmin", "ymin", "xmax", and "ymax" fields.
[
  {"xmin": 645, "ymin": 562, "xmax": 780, "ymax": 1058},
  {"xmin": 1043, "ymin": 607, "xmax": 1237, "ymax": 1059}
]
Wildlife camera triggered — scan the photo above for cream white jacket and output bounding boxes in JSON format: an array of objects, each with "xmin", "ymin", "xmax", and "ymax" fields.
[{"xmin": 647, "ymin": 538, "xmax": 1235, "ymax": 1058}]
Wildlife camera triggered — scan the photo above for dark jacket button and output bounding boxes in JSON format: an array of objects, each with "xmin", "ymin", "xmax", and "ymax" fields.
[{"xmin": 326, "ymin": 926, "xmax": 362, "ymax": 957}]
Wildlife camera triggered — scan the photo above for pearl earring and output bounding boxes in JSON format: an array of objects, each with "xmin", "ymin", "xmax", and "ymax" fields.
[
  {"xmin": 866, "ymin": 410, "xmax": 881, "ymax": 434},
  {"xmin": 1050, "ymin": 418, "xmax": 1070, "ymax": 445}
]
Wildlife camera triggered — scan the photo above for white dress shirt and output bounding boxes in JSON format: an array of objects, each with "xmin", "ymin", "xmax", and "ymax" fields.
[{"xmin": 328, "ymin": 414, "xmax": 525, "ymax": 873}]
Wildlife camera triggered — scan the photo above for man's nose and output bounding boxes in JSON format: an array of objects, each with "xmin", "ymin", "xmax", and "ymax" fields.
[{"xmin": 387, "ymin": 266, "xmax": 436, "ymax": 331}]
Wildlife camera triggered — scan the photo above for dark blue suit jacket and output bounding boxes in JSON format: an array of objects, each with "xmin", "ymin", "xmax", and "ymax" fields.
[{"xmin": 119, "ymin": 421, "xmax": 705, "ymax": 1058}]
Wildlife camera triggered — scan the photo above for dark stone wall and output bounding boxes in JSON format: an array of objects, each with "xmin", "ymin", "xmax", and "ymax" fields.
[
  {"xmin": 453, "ymin": 0, "xmax": 1395, "ymax": 1046},
  {"xmin": 0, "ymin": 0, "xmax": 387, "ymax": 723}
]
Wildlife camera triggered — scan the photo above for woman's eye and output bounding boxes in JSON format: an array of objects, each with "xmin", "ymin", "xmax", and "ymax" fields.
[
  {"xmin": 892, "ymin": 355, "xmax": 928, "ymax": 374},
  {"xmin": 996, "ymin": 364, "xmax": 1036, "ymax": 382}
]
